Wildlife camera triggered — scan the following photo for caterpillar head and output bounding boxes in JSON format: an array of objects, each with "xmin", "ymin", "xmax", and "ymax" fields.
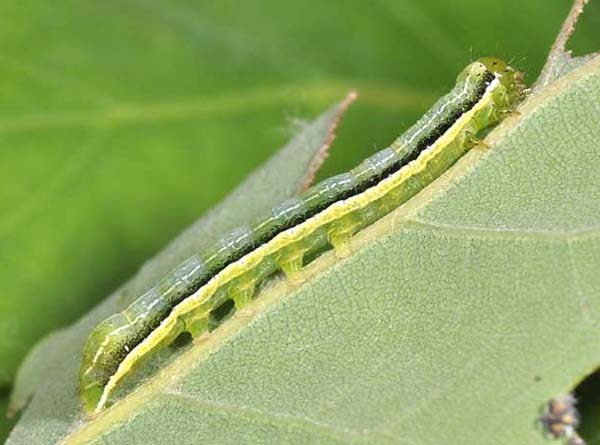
[{"xmin": 478, "ymin": 56, "xmax": 526, "ymax": 108}]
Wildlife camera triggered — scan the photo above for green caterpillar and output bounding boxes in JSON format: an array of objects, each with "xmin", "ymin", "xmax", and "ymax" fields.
[{"xmin": 79, "ymin": 57, "xmax": 525, "ymax": 414}]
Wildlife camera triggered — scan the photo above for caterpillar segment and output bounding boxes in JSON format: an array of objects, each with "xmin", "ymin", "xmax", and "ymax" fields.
[{"xmin": 79, "ymin": 57, "xmax": 525, "ymax": 414}]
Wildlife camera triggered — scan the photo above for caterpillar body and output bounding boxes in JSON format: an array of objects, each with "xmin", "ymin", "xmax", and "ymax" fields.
[{"xmin": 79, "ymin": 57, "xmax": 524, "ymax": 414}]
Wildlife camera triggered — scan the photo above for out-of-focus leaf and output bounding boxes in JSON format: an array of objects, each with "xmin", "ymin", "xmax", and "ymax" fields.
[
  {"xmin": 0, "ymin": 395, "xmax": 16, "ymax": 442},
  {"xmin": 0, "ymin": 0, "xmax": 587, "ymax": 390},
  {"xmin": 533, "ymin": 0, "xmax": 597, "ymax": 90},
  {"xmin": 6, "ymin": 94, "xmax": 354, "ymax": 443},
  {"xmin": 7, "ymin": 46, "xmax": 600, "ymax": 445}
]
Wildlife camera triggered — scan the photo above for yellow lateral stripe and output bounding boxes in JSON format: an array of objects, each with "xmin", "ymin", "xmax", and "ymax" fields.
[{"xmin": 96, "ymin": 77, "xmax": 500, "ymax": 412}]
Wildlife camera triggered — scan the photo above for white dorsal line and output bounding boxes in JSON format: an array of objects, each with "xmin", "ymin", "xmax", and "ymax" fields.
[{"xmin": 94, "ymin": 72, "xmax": 502, "ymax": 413}]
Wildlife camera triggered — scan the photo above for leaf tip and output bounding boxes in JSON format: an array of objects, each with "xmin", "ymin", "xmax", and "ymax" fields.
[{"xmin": 297, "ymin": 90, "xmax": 358, "ymax": 193}]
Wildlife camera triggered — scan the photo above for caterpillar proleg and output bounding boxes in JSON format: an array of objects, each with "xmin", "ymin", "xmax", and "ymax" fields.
[{"xmin": 79, "ymin": 57, "xmax": 525, "ymax": 414}]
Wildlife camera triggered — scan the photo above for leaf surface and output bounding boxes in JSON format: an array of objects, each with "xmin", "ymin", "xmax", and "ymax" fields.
[
  {"xmin": 8, "ymin": 48, "xmax": 600, "ymax": 445},
  {"xmin": 6, "ymin": 95, "xmax": 353, "ymax": 444},
  {"xmin": 2, "ymin": 0, "xmax": 594, "ymax": 392}
]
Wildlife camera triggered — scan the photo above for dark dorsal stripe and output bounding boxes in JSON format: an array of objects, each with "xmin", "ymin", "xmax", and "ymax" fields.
[
  {"xmin": 160, "ymin": 69, "xmax": 496, "ymax": 317},
  {"xmin": 108, "ymin": 68, "xmax": 499, "ymax": 374}
]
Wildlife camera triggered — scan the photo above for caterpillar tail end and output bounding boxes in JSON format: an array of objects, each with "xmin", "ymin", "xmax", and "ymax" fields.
[
  {"xmin": 78, "ymin": 312, "xmax": 135, "ymax": 415},
  {"xmin": 80, "ymin": 382, "xmax": 104, "ymax": 415}
]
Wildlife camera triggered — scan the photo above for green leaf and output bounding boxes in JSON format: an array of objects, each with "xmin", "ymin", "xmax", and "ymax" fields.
[
  {"xmin": 6, "ymin": 94, "xmax": 354, "ymax": 444},
  {"xmin": 0, "ymin": 0, "xmax": 591, "ymax": 391},
  {"xmin": 7, "ymin": 44, "xmax": 600, "ymax": 445},
  {"xmin": 4, "ymin": 1, "xmax": 600, "ymax": 443}
]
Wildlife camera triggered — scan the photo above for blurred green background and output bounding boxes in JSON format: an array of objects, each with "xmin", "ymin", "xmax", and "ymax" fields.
[{"xmin": 0, "ymin": 0, "xmax": 598, "ymax": 440}]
